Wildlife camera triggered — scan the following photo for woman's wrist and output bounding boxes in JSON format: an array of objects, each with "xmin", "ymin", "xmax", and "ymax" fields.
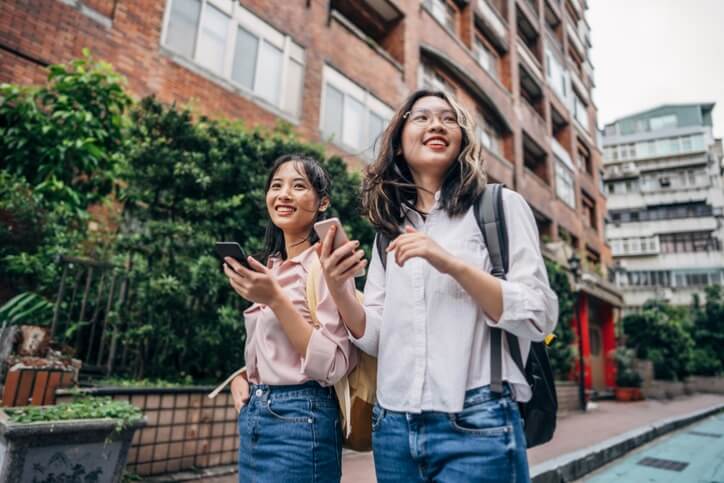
[{"xmin": 267, "ymin": 287, "xmax": 289, "ymax": 312}]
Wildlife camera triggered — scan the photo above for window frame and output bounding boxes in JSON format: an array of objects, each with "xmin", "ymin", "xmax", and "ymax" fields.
[
  {"xmin": 319, "ymin": 65, "xmax": 393, "ymax": 162},
  {"xmin": 160, "ymin": 0, "xmax": 306, "ymax": 118}
]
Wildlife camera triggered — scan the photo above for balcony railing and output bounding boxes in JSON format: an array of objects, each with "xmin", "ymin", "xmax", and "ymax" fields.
[
  {"xmin": 551, "ymin": 137, "xmax": 574, "ymax": 169},
  {"xmin": 566, "ymin": 21, "xmax": 584, "ymax": 56},
  {"xmin": 520, "ymin": 98, "xmax": 547, "ymax": 138},
  {"xmin": 570, "ymin": 67, "xmax": 589, "ymax": 101},
  {"xmin": 478, "ymin": 0, "xmax": 508, "ymax": 41},
  {"xmin": 517, "ymin": 39, "xmax": 543, "ymax": 80}
]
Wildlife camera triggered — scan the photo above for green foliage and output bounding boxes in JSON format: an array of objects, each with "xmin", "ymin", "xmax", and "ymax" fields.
[
  {"xmin": 688, "ymin": 286, "xmax": 724, "ymax": 376},
  {"xmin": 545, "ymin": 260, "xmax": 576, "ymax": 380},
  {"xmin": 114, "ymin": 97, "xmax": 373, "ymax": 380},
  {"xmin": 622, "ymin": 300, "xmax": 693, "ymax": 381},
  {"xmin": 0, "ymin": 291, "xmax": 54, "ymax": 329},
  {"xmin": 614, "ymin": 346, "xmax": 642, "ymax": 387},
  {"xmin": 96, "ymin": 376, "xmax": 194, "ymax": 388},
  {"xmin": 0, "ymin": 51, "xmax": 131, "ymax": 299},
  {"xmin": 0, "ymin": 49, "xmax": 130, "ymax": 215},
  {"xmin": 5, "ymin": 397, "xmax": 142, "ymax": 427}
]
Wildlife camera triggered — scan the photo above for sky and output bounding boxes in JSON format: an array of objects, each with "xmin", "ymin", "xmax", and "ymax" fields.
[{"xmin": 588, "ymin": 0, "xmax": 724, "ymax": 138}]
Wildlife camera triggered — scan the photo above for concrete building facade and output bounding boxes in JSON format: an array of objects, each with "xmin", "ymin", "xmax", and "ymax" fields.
[
  {"xmin": 602, "ymin": 104, "xmax": 724, "ymax": 311},
  {"xmin": 2, "ymin": 0, "xmax": 621, "ymax": 443}
]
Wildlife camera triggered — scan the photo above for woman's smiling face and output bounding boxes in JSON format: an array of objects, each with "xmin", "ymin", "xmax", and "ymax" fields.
[
  {"xmin": 401, "ymin": 95, "xmax": 463, "ymax": 181},
  {"xmin": 266, "ymin": 161, "xmax": 324, "ymax": 237}
]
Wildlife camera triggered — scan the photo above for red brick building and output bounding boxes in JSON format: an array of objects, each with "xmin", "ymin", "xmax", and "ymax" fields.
[{"xmin": 1, "ymin": 0, "xmax": 621, "ymax": 395}]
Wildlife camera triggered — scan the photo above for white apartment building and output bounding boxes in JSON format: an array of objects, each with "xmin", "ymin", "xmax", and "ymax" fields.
[{"xmin": 602, "ymin": 104, "xmax": 724, "ymax": 311}]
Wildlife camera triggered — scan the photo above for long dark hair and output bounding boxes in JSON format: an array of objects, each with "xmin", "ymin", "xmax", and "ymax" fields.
[
  {"xmin": 362, "ymin": 89, "xmax": 487, "ymax": 239},
  {"xmin": 258, "ymin": 154, "xmax": 331, "ymax": 263}
]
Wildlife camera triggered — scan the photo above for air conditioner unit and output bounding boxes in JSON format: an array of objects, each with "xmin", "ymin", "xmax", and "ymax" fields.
[{"xmin": 623, "ymin": 162, "xmax": 637, "ymax": 173}]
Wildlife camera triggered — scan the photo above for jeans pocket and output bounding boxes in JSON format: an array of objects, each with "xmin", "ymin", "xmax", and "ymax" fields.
[
  {"xmin": 264, "ymin": 399, "xmax": 313, "ymax": 424},
  {"xmin": 448, "ymin": 398, "xmax": 512, "ymax": 436},
  {"xmin": 371, "ymin": 403, "xmax": 385, "ymax": 432}
]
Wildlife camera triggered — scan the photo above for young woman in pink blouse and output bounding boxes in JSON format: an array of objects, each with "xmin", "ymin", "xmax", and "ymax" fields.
[{"xmin": 221, "ymin": 154, "xmax": 357, "ymax": 483}]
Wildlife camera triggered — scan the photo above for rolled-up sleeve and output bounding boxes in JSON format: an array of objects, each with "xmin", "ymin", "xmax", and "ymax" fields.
[
  {"xmin": 300, "ymin": 276, "xmax": 357, "ymax": 385},
  {"xmin": 488, "ymin": 190, "xmax": 559, "ymax": 341},
  {"xmin": 348, "ymin": 236, "xmax": 385, "ymax": 356}
]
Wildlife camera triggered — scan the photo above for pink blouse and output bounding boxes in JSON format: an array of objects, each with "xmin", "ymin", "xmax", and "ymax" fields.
[{"xmin": 243, "ymin": 245, "xmax": 357, "ymax": 386}]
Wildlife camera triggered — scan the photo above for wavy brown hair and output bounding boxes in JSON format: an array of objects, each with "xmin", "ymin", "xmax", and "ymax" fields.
[{"xmin": 362, "ymin": 89, "xmax": 488, "ymax": 239}]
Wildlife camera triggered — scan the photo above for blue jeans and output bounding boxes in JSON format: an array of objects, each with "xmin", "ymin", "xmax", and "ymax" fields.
[
  {"xmin": 371, "ymin": 385, "xmax": 531, "ymax": 483},
  {"xmin": 237, "ymin": 381, "xmax": 342, "ymax": 483}
]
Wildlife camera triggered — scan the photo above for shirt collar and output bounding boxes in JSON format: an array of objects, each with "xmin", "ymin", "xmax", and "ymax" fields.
[{"xmin": 268, "ymin": 244, "xmax": 317, "ymax": 270}]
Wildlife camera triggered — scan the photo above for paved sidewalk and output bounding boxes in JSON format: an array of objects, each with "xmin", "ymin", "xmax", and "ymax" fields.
[
  {"xmin": 341, "ymin": 393, "xmax": 724, "ymax": 482},
  {"xmin": 199, "ymin": 393, "xmax": 724, "ymax": 483}
]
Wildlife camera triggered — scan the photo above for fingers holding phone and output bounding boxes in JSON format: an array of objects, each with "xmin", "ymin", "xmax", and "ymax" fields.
[
  {"xmin": 216, "ymin": 242, "xmax": 283, "ymax": 306},
  {"xmin": 315, "ymin": 219, "xmax": 367, "ymax": 288}
]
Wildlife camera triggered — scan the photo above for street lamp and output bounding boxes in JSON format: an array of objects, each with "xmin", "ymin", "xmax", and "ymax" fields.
[{"xmin": 568, "ymin": 253, "xmax": 586, "ymax": 412}]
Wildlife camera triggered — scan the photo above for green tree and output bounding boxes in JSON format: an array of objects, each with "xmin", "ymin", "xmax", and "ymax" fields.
[
  {"xmin": 689, "ymin": 286, "xmax": 724, "ymax": 375},
  {"xmin": 545, "ymin": 260, "xmax": 576, "ymax": 380},
  {"xmin": 0, "ymin": 50, "xmax": 131, "ymax": 298},
  {"xmin": 116, "ymin": 97, "xmax": 372, "ymax": 380},
  {"xmin": 622, "ymin": 300, "xmax": 693, "ymax": 381}
]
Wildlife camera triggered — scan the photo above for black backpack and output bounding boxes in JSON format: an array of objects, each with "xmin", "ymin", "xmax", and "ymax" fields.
[{"xmin": 375, "ymin": 183, "xmax": 557, "ymax": 448}]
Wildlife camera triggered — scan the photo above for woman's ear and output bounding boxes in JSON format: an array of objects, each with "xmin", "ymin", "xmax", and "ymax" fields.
[{"xmin": 319, "ymin": 196, "xmax": 330, "ymax": 212}]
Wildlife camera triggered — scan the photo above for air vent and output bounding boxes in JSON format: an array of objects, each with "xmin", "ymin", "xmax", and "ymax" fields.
[{"xmin": 636, "ymin": 457, "xmax": 688, "ymax": 472}]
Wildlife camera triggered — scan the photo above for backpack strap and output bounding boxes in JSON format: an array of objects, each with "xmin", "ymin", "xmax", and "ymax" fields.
[
  {"xmin": 375, "ymin": 233, "xmax": 391, "ymax": 271},
  {"xmin": 305, "ymin": 256, "xmax": 352, "ymax": 438},
  {"xmin": 475, "ymin": 184, "xmax": 526, "ymax": 393}
]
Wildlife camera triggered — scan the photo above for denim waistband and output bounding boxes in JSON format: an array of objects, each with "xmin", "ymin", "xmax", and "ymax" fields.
[
  {"xmin": 462, "ymin": 383, "xmax": 512, "ymax": 406},
  {"xmin": 250, "ymin": 381, "xmax": 334, "ymax": 401}
]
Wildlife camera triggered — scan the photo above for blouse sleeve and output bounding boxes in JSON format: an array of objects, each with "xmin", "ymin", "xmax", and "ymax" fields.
[
  {"xmin": 300, "ymin": 274, "xmax": 357, "ymax": 385},
  {"xmin": 487, "ymin": 189, "xmax": 559, "ymax": 341},
  {"xmin": 348, "ymin": 235, "xmax": 385, "ymax": 357}
]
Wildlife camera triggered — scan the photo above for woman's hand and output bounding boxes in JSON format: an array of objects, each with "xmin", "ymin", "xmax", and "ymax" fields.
[
  {"xmin": 387, "ymin": 226, "xmax": 458, "ymax": 274},
  {"xmin": 224, "ymin": 256, "xmax": 284, "ymax": 307},
  {"xmin": 318, "ymin": 225, "xmax": 367, "ymax": 294},
  {"xmin": 230, "ymin": 374, "xmax": 250, "ymax": 413}
]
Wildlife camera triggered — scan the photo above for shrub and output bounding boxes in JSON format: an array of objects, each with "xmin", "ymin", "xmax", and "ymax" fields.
[
  {"xmin": 622, "ymin": 300, "xmax": 693, "ymax": 381},
  {"xmin": 545, "ymin": 260, "xmax": 576, "ymax": 380}
]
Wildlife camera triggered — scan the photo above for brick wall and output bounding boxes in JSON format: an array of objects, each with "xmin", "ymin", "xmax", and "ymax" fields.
[{"xmin": 0, "ymin": 0, "xmax": 613, "ymax": 274}]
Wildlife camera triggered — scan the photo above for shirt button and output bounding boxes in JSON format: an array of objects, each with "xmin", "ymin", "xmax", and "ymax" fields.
[{"xmin": 255, "ymin": 389, "xmax": 263, "ymax": 397}]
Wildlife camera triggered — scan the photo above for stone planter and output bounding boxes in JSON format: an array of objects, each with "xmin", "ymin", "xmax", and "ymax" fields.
[
  {"xmin": 686, "ymin": 376, "xmax": 724, "ymax": 395},
  {"xmin": 644, "ymin": 380, "xmax": 687, "ymax": 400},
  {"xmin": 0, "ymin": 410, "xmax": 145, "ymax": 483}
]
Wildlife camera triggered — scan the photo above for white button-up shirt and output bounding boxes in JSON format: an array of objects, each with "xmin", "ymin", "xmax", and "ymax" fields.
[{"xmin": 351, "ymin": 188, "xmax": 559, "ymax": 413}]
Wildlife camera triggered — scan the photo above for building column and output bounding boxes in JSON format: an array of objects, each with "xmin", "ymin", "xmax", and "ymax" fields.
[
  {"xmin": 576, "ymin": 292, "xmax": 593, "ymax": 390},
  {"xmin": 602, "ymin": 303, "xmax": 617, "ymax": 388}
]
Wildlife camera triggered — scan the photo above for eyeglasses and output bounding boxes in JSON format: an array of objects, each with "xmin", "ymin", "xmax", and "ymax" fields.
[{"xmin": 403, "ymin": 109, "xmax": 460, "ymax": 128}]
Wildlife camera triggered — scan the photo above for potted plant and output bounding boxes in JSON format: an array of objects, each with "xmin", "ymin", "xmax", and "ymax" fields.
[
  {"xmin": 615, "ymin": 347, "xmax": 643, "ymax": 401},
  {"xmin": 0, "ymin": 396, "xmax": 145, "ymax": 482}
]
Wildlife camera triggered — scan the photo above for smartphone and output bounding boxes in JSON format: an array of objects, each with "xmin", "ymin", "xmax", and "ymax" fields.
[
  {"xmin": 215, "ymin": 242, "xmax": 250, "ymax": 269},
  {"xmin": 314, "ymin": 218, "xmax": 350, "ymax": 251},
  {"xmin": 314, "ymin": 218, "xmax": 365, "ymax": 277}
]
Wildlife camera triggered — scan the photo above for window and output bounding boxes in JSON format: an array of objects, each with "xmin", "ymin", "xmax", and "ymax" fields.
[
  {"xmin": 424, "ymin": 0, "xmax": 456, "ymax": 31},
  {"xmin": 474, "ymin": 36, "xmax": 498, "ymax": 79},
  {"xmin": 165, "ymin": 0, "xmax": 201, "ymax": 58},
  {"xmin": 573, "ymin": 92, "xmax": 588, "ymax": 130},
  {"xmin": 196, "ymin": 4, "xmax": 229, "ymax": 74},
  {"xmin": 162, "ymin": 0, "xmax": 305, "ymax": 117},
  {"xmin": 420, "ymin": 63, "xmax": 456, "ymax": 99},
  {"xmin": 545, "ymin": 49, "xmax": 567, "ymax": 101},
  {"xmin": 581, "ymin": 192, "xmax": 597, "ymax": 230},
  {"xmin": 649, "ymin": 114, "xmax": 677, "ymax": 131},
  {"xmin": 476, "ymin": 114, "xmax": 502, "ymax": 156},
  {"xmin": 660, "ymin": 232, "xmax": 720, "ymax": 253},
  {"xmin": 555, "ymin": 158, "xmax": 575, "ymax": 208},
  {"xmin": 321, "ymin": 65, "xmax": 393, "ymax": 161}
]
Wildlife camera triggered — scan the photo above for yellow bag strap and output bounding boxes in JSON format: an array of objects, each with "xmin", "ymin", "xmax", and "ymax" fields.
[{"xmin": 306, "ymin": 257, "xmax": 352, "ymax": 438}]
